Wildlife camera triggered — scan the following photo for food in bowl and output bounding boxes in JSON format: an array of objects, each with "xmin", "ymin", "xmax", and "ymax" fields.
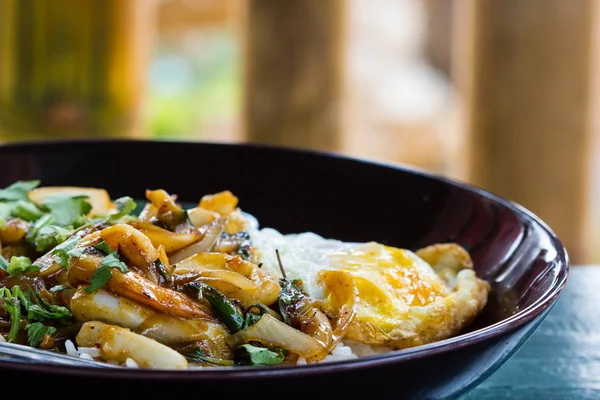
[{"xmin": 0, "ymin": 181, "xmax": 490, "ymax": 369}]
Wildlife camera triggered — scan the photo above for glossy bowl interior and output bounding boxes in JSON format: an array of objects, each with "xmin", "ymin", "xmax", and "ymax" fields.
[{"xmin": 0, "ymin": 139, "xmax": 569, "ymax": 399}]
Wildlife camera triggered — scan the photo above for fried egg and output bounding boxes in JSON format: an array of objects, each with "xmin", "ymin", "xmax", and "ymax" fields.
[{"xmin": 251, "ymin": 228, "xmax": 490, "ymax": 351}]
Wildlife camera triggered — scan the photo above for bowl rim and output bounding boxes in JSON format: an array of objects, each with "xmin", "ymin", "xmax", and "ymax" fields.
[{"xmin": 0, "ymin": 138, "xmax": 570, "ymax": 379}]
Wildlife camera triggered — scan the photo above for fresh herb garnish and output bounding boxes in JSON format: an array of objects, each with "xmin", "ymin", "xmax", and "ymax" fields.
[
  {"xmin": 108, "ymin": 197, "xmax": 137, "ymax": 222},
  {"xmin": 242, "ymin": 304, "xmax": 270, "ymax": 330},
  {"xmin": 184, "ymin": 282, "xmax": 245, "ymax": 333},
  {"xmin": 236, "ymin": 344, "xmax": 286, "ymax": 366},
  {"xmin": 5, "ymin": 256, "xmax": 39, "ymax": 276},
  {"xmin": 0, "ymin": 180, "xmax": 40, "ymax": 202},
  {"xmin": 17, "ymin": 289, "xmax": 72, "ymax": 324},
  {"xmin": 25, "ymin": 322, "xmax": 56, "ymax": 348},
  {"xmin": 278, "ymin": 278, "xmax": 308, "ymax": 326},
  {"xmin": 49, "ymin": 285, "xmax": 70, "ymax": 293},
  {"xmin": 155, "ymin": 258, "xmax": 172, "ymax": 283},
  {"xmin": 33, "ymin": 224, "xmax": 73, "ymax": 252},
  {"xmin": 41, "ymin": 193, "xmax": 92, "ymax": 226},
  {"xmin": 11, "ymin": 200, "xmax": 44, "ymax": 221},
  {"xmin": 0, "ymin": 287, "xmax": 21, "ymax": 342},
  {"xmin": 184, "ymin": 348, "xmax": 235, "ymax": 366},
  {"xmin": 51, "ymin": 235, "xmax": 82, "ymax": 268},
  {"xmin": 94, "ymin": 240, "xmax": 112, "ymax": 255},
  {"xmin": 85, "ymin": 252, "xmax": 129, "ymax": 293},
  {"xmin": 0, "ymin": 255, "xmax": 7, "ymax": 272}
]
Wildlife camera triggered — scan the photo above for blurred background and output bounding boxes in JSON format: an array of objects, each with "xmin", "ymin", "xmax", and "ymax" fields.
[{"xmin": 0, "ymin": 0, "xmax": 598, "ymax": 264}]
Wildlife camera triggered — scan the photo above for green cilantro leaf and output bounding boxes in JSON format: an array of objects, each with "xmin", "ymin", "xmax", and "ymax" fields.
[
  {"xmin": 42, "ymin": 193, "xmax": 92, "ymax": 226},
  {"xmin": 33, "ymin": 225, "xmax": 73, "ymax": 252},
  {"xmin": 16, "ymin": 289, "xmax": 72, "ymax": 324},
  {"xmin": 7, "ymin": 256, "xmax": 39, "ymax": 276},
  {"xmin": 0, "ymin": 180, "xmax": 40, "ymax": 202},
  {"xmin": 11, "ymin": 200, "xmax": 44, "ymax": 221},
  {"xmin": 25, "ymin": 322, "xmax": 56, "ymax": 348},
  {"xmin": 94, "ymin": 240, "xmax": 112, "ymax": 255},
  {"xmin": 51, "ymin": 235, "xmax": 81, "ymax": 268},
  {"xmin": 0, "ymin": 287, "xmax": 22, "ymax": 342},
  {"xmin": 0, "ymin": 254, "xmax": 8, "ymax": 272},
  {"xmin": 25, "ymin": 214, "xmax": 54, "ymax": 245},
  {"xmin": 49, "ymin": 284, "xmax": 70, "ymax": 293},
  {"xmin": 108, "ymin": 197, "xmax": 137, "ymax": 222},
  {"xmin": 85, "ymin": 252, "xmax": 129, "ymax": 293},
  {"xmin": 67, "ymin": 246, "xmax": 87, "ymax": 258},
  {"xmin": 0, "ymin": 203, "xmax": 15, "ymax": 220},
  {"xmin": 237, "ymin": 344, "xmax": 286, "ymax": 366}
]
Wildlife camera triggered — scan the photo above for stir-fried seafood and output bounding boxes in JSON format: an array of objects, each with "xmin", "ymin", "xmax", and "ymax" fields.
[{"xmin": 0, "ymin": 181, "xmax": 490, "ymax": 368}]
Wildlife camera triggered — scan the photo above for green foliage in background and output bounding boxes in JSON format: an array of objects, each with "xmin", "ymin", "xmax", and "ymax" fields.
[{"xmin": 143, "ymin": 29, "xmax": 239, "ymax": 139}]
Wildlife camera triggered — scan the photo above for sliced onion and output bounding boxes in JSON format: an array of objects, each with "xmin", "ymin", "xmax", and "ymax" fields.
[
  {"xmin": 168, "ymin": 219, "xmax": 224, "ymax": 265},
  {"xmin": 196, "ymin": 270, "xmax": 258, "ymax": 292},
  {"xmin": 226, "ymin": 314, "xmax": 325, "ymax": 359}
]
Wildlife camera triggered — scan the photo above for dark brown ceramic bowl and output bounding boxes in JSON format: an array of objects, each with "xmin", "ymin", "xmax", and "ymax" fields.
[{"xmin": 0, "ymin": 140, "xmax": 568, "ymax": 399}]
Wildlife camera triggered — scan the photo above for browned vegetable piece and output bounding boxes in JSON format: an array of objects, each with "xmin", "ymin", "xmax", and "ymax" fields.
[{"xmin": 0, "ymin": 219, "xmax": 29, "ymax": 245}]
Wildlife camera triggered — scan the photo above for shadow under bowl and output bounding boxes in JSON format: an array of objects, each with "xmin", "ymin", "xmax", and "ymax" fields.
[{"xmin": 0, "ymin": 140, "xmax": 569, "ymax": 399}]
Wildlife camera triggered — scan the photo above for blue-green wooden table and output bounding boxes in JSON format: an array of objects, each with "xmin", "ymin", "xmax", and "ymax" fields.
[{"xmin": 463, "ymin": 266, "xmax": 600, "ymax": 399}]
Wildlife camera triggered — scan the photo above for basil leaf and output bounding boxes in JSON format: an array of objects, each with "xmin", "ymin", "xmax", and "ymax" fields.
[
  {"xmin": 184, "ymin": 282, "xmax": 244, "ymax": 333},
  {"xmin": 0, "ymin": 180, "xmax": 40, "ymax": 202},
  {"xmin": 85, "ymin": 252, "xmax": 129, "ymax": 293},
  {"xmin": 184, "ymin": 348, "xmax": 235, "ymax": 366},
  {"xmin": 237, "ymin": 344, "xmax": 286, "ymax": 366},
  {"xmin": 242, "ymin": 304, "xmax": 270, "ymax": 330},
  {"xmin": 25, "ymin": 322, "xmax": 56, "ymax": 348},
  {"xmin": 7, "ymin": 256, "xmax": 39, "ymax": 276},
  {"xmin": 278, "ymin": 278, "xmax": 308, "ymax": 326},
  {"xmin": 42, "ymin": 193, "xmax": 92, "ymax": 226}
]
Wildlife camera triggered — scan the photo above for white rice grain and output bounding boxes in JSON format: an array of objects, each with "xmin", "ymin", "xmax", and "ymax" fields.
[
  {"xmin": 125, "ymin": 358, "xmax": 139, "ymax": 368},
  {"xmin": 78, "ymin": 347, "xmax": 101, "ymax": 358},
  {"xmin": 65, "ymin": 340, "xmax": 78, "ymax": 357}
]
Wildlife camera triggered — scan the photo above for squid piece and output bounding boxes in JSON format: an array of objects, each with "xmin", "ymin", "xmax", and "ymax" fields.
[
  {"xmin": 68, "ymin": 251, "xmax": 212, "ymax": 320},
  {"xmin": 100, "ymin": 224, "xmax": 159, "ymax": 278},
  {"xmin": 70, "ymin": 286, "xmax": 232, "ymax": 358},
  {"xmin": 76, "ymin": 321, "xmax": 188, "ymax": 369},
  {"xmin": 168, "ymin": 219, "xmax": 225, "ymax": 265},
  {"xmin": 174, "ymin": 252, "xmax": 280, "ymax": 306},
  {"xmin": 128, "ymin": 221, "xmax": 201, "ymax": 254}
]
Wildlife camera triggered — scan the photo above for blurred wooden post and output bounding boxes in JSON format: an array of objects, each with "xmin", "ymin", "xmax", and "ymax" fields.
[
  {"xmin": 242, "ymin": 0, "xmax": 344, "ymax": 151},
  {"xmin": 453, "ymin": 0, "xmax": 599, "ymax": 263}
]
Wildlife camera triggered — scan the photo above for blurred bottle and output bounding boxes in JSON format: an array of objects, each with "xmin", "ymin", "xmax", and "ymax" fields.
[{"xmin": 0, "ymin": 0, "xmax": 155, "ymax": 141}]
